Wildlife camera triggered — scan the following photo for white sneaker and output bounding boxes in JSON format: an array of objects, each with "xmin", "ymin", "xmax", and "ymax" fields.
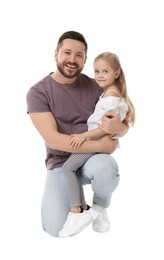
[
  {"xmin": 92, "ymin": 204, "xmax": 110, "ymax": 233},
  {"xmin": 58, "ymin": 211, "xmax": 92, "ymax": 238},
  {"xmin": 85, "ymin": 207, "xmax": 99, "ymax": 220}
]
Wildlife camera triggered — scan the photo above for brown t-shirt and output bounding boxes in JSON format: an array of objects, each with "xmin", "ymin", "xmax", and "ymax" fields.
[{"xmin": 26, "ymin": 73, "xmax": 102, "ymax": 169}]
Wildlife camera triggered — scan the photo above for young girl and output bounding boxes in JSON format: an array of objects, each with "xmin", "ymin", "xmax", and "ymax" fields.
[{"xmin": 59, "ymin": 52, "xmax": 135, "ymax": 238}]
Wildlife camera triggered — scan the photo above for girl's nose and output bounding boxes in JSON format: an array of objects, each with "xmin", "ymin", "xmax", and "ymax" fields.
[{"xmin": 98, "ymin": 73, "xmax": 104, "ymax": 78}]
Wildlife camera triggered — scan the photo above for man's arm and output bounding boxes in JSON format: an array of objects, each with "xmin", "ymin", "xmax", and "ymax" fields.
[{"xmin": 29, "ymin": 112, "xmax": 117, "ymax": 154}]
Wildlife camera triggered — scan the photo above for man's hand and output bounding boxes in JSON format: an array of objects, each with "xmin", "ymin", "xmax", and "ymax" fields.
[
  {"xmin": 99, "ymin": 135, "xmax": 117, "ymax": 154},
  {"xmin": 100, "ymin": 112, "xmax": 128, "ymax": 136}
]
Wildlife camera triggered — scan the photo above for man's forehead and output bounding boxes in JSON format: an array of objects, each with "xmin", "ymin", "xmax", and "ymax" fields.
[{"xmin": 62, "ymin": 39, "xmax": 85, "ymax": 51}]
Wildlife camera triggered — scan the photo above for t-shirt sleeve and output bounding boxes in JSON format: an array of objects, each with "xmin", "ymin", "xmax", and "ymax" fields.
[{"xmin": 26, "ymin": 86, "xmax": 50, "ymax": 113}]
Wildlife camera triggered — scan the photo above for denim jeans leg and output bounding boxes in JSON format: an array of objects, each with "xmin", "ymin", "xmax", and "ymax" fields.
[
  {"xmin": 80, "ymin": 153, "xmax": 120, "ymax": 208},
  {"xmin": 41, "ymin": 167, "xmax": 70, "ymax": 237}
]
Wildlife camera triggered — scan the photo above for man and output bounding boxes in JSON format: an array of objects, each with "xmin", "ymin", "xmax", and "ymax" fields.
[{"xmin": 26, "ymin": 31, "xmax": 128, "ymax": 237}]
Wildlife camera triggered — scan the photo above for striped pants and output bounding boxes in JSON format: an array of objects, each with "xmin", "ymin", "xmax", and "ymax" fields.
[{"xmin": 62, "ymin": 153, "xmax": 94, "ymax": 207}]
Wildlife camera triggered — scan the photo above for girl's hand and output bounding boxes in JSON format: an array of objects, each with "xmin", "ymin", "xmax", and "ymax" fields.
[{"xmin": 70, "ymin": 134, "xmax": 87, "ymax": 148}]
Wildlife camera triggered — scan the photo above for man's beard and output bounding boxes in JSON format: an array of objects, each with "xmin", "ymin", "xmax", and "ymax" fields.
[{"xmin": 57, "ymin": 62, "xmax": 83, "ymax": 79}]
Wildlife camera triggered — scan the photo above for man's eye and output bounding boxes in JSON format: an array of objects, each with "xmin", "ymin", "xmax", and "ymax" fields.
[{"xmin": 77, "ymin": 54, "xmax": 83, "ymax": 57}]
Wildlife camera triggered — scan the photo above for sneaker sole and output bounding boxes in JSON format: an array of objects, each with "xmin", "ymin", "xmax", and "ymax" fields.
[
  {"xmin": 70, "ymin": 218, "xmax": 93, "ymax": 237},
  {"xmin": 92, "ymin": 225, "xmax": 110, "ymax": 233},
  {"xmin": 59, "ymin": 218, "xmax": 93, "ymax": 238}
]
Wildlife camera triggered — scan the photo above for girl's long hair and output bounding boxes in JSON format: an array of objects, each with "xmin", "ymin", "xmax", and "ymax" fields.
[{"xmin": 94, "ymin": 52, "xmax": 135, "ymax": 126}]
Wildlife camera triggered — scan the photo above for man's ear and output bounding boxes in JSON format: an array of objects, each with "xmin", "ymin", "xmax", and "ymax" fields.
[
  {"xmin": 84, "ymin": 55, "xmax": 87, "ymax": 64},
  {"xmin": 54, "ymin": 50, "xmax": 58, "ymax": 61}
]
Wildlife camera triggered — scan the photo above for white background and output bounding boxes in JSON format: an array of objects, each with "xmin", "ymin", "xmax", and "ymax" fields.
[{"xmin": 0, "ymin": 0, "xmax": 164, "ymax": 259}]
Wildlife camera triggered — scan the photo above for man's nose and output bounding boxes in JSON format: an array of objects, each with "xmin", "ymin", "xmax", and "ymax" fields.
[{"xmin": 69, "ymin": 54, "xmax": 76, "ymax": 62}]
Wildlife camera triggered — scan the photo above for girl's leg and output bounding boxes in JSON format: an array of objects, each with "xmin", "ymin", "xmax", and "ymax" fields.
[
  {"xmin": 62, "ymin": 153, "xmax": 93, "ymax": 208},
  {"xmin": 58, "ymin": 153, "xmax": 99, "ymax": 238},
  {"xmin": 41, "ymin": 167, "xmax": 70, "ymax": 237}
]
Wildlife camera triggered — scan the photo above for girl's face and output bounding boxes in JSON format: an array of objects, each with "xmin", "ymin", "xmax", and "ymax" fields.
[{"xmin": 94, "ymin": 59, "xmax": 118, "ymax": 90}]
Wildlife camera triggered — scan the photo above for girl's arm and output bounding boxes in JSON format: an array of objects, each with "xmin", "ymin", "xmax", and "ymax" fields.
[{"xmin": 70, "ymin": 127, "xmax": 113, "ymax": 148}]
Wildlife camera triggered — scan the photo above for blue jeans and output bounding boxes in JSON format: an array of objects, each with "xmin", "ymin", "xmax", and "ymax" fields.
[{"xmin": 41, "ymin": 153, "xmax": 120, "ymax": 237}]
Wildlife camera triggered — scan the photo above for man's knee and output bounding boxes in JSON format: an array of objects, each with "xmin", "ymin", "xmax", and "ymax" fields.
[
  {"xmin": 84, "ymin": 154, "xmax": 119, "ymax": 177},
  {"xmin": 41, "ymin": 220, "xmax": 63, "ymax": 237},
  {"xmin": 83, "ymin": 154, "xmax": 120, "ymax": 194}
]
